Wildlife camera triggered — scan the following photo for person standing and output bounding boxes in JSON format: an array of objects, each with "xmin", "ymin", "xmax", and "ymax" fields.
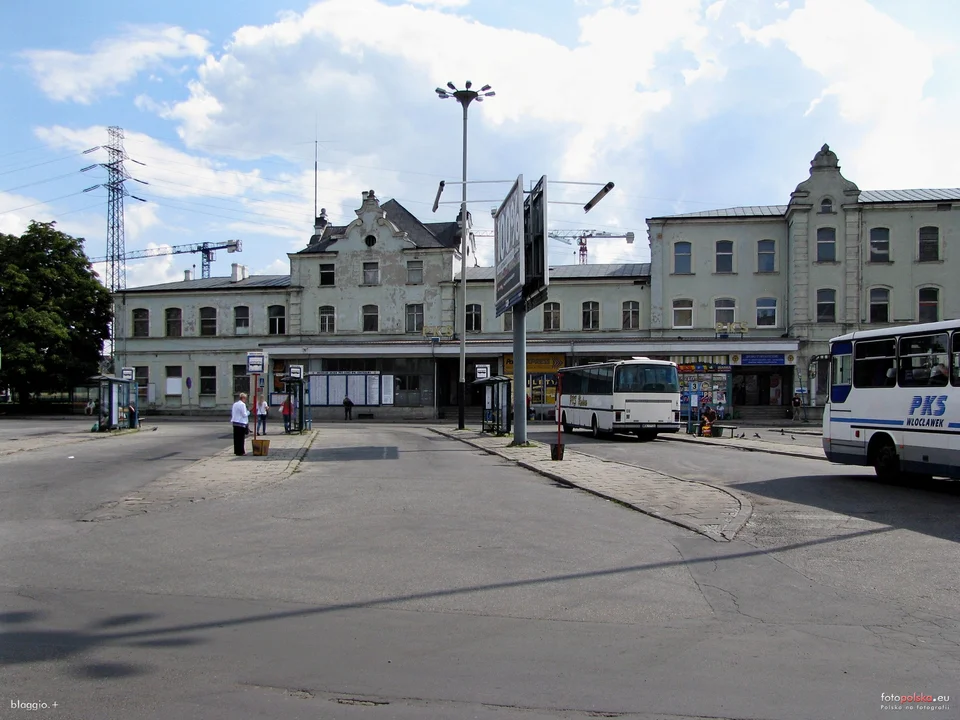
[
  {"xmin": 792, "ymin": 393, "xmax": 802, "ymax": 421},
  {"xmin": 281, "ymin": 396, "xmax": 293, "ymax": 433},
  {"xmin": 343, "ymin": 396, "xmax": 354, "ymax": 421},
  {"xmin": 231, "ymin": 393, "xmax": 250, "ymax": 456},
  {"xmin": 256, "ymin": 397, "xmax": 269, "ymax": 435}
]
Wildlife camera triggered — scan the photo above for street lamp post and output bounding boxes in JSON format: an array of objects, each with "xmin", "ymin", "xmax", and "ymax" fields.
[{"xmin": 436, "ymin": 81, "xmax": 495, "ymax": 430}]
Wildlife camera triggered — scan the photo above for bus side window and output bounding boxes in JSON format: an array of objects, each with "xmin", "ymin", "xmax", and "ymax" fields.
[{"xmin": 830, "ymin": 343, "xmax": 853, "ymax": 404}]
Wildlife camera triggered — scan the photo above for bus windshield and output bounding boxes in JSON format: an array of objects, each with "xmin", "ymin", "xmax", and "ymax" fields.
[{"xmin": 614, "ymin": 364, "xmax": 679, "ymax": 393}]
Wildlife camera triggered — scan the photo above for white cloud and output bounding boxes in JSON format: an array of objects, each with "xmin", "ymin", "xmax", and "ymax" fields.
[
  {"xmin": 22, "ymin": 26, "xmax": 208, "ymax": 104},
  {"xmin": 405, "ymin": 0, "xmax": 469, "ymax": 7}
]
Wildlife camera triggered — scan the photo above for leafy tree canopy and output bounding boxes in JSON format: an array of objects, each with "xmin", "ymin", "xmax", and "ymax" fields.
[{"xmin": 0, "ymin": 221, "xmax": 112, "ymax": 401}]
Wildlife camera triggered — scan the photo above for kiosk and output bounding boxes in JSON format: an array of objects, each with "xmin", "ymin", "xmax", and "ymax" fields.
[
  {"xmin": 279, "ymin": 375, "xmax": 306, "ymax": 434},
  {"xmin": 89, "ymin": 375, "xmax": 137, "ymax": 431}
]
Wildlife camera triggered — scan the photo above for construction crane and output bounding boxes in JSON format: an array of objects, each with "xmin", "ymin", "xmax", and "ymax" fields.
[
  {"xmin": 547, "ymin": 230, "xmax": 635, "ymax": 265},
  {"xmin": 91, "ymin": 239, "xmax": 242, "ymax": 279}
]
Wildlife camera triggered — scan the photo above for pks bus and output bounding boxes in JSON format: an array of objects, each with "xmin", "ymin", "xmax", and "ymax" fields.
[
  {"xmin": 558, "ymin": 358, "xmax": 681, "ymax": 440},
  {"xmin": 823, "ymin": 319, "xmax": 960, "ymax": 480}
]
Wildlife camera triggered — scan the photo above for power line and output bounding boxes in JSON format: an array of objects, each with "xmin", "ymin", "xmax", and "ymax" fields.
[
  {"xmin": 137, "ymin": 190, "xmax": 306, "ymax": 224},
  {"xmin": 0, "ymin": 190, "xmax": 91, "ymax": 214},
  {"xmin": 141, "ymin": 195, "xmax": 304, "ymax": 231},
  {"xmin": 1, "ymin": 170, "xmax": 83, "ymax": 194},
  {"xmin": 0, "ymin": 152, "xmax": 82, "ymax": 176}
]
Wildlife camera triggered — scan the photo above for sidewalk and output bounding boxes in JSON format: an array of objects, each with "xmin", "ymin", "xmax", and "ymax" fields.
[
  {"xmin": 660, "ymin": 428, "xmax": 826, "ymax": 461},
  {"xmin": 431, "ymin": 427, "xmax": 752, "ymax": 543},
  {"xmin": 80, "ymin": 430, "xmax": 317, "ymax": 522}
]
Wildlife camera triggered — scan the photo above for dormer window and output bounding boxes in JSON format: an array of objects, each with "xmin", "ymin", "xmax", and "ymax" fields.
[{"xmin": 820, "ymin": 198, "xmax": 834, "ymax": 213}]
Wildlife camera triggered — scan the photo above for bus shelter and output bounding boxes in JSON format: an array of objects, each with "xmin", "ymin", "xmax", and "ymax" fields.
[
  {"xmin": 279, "ymin": 375, "xmax": 305, "ymax": 434},
  {"xmin": 473, "ymin": 375, "xmax": 511, "ymax": 435},
  {"xmin": 89, "ymin": 375, "xmax": 137, "ymax": 430}
]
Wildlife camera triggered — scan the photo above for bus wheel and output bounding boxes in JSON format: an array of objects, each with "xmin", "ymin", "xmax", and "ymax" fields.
[
  {"xmin": 561, "ymin": 413, "xmax": 572, "ymax": 434},
  {"xmin": 591, "ymin": 415, "xmax": 600, "ymax": 439},
  {"xmin": 872, "ymin": 436, "xmax": 900, "ymax": 480}
]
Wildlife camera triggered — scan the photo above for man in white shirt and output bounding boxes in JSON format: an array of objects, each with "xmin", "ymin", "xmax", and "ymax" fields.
[{"xmin": 231, "ymin": 393, "xmax": 250, "ymax": 456}]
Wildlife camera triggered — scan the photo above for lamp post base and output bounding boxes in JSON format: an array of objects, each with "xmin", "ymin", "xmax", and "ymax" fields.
[{"xmin": 458, "ymin": 381, "xmax": 466, "ymax": 430}]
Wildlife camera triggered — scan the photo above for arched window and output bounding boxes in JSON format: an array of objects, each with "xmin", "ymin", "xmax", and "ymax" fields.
[
  {"xmin": 757, "ymin": 239, "xmax": 776, "ymax": 273},
  {"xmin": 362, "ymin": 304, "xmax": 379, "ymax": 332},
  {"xmin": 582, "ymin": 301, "xmax": 599, "ymax": 331},
  {"xmin": 817, "ymin": 228, "xmax": 836, "ymax": 262},
  {"xmin": 199, "ymin": 307, "xmax": 217, "ymax": 336},
  {"xmin": 672, "ymin": 299, "xmax": 693, "ymax": 328},
  {"xmin": 820, "ymin": 198, "xmax": 833, "ymax": 213},
  {"xmin": 816, "ymin": 289, "xmax": 836, "ymax": 323},
  {"xmin": 268, "ymin": 305, "xmax": 286, "ymax": 335},
  {"xmin": 543, "ymin": 302, "xmax": 560, "ymax": 331},
  {"xmin": 869, "ymin": 228, "xmax": 890, "ymax": 262},
  {"xmin": 165, "ymin": 308, "xmax": 182, "ymax": 337},
  {"xmin": 132, "ymin": 308, "xmax": 149, "ymax": 337},
  {"xmin": 319, "ymin": 305, "xmax": 335, "ymax": 333},
  {"xmin": 714, "ymin": 298, "xmax": 736, "ymax": 325},
  {"xmin": 234, "ymin": 306, "xmax": 249, "ymax": 335},
  {"xmin": 918, "ymin": 287, "xmax": 939, "ymax": 322}
]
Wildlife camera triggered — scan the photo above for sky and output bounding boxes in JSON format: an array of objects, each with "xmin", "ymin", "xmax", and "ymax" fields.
[{"xmin": 1, "ymin": 0, "xmax": 958, "ymax": 287}]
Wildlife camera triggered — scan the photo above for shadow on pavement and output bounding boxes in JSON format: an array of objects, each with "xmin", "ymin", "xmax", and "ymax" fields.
[
  {"xmin": 737, "ymin": 473, "xmax": 960, "ymax": 544},
  {"xmin": 1, "ymin": 526, "xmax": 903, "ymax": 679},
  {"xmin": 303, "ymin": 446, "xmax": 399, "ymax": 462}
]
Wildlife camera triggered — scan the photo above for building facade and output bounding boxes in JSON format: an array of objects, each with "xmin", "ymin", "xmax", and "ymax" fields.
[{"xmin": 114, "ymin": 147, "xmax": 956, "ymax": 421}]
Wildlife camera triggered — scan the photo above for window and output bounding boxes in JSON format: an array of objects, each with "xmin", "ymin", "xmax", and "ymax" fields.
[
  {"xmin": 362, "ymin": 304, "xmax": 379, "ymax": 332},
  {"xmin": 165, "ymin": 366, "xmax": 182, "ymax": 396},
  {"xmin": 268, "ymin": 305, "xmax": 286, "ymax": 335},
  {"xmin": 918, "ymin": 226, "xmax": 939, "ymax": 262},
  {"xmin": 319, "ymin": 305, "xmax": 335, "ymax": 333},
  {"xmin": 543, "ymin": 302, "xmax": 560, "ymax": 331},
  {"xmin": 820, "ymin": 198, "xmax": 833, "ymax": 213},
  {"xmin": 756, "ymin": 298, "xmax": 777, "ymax": 326},
  {"xmin": 405, "ymin": 303, "xmax": 424, "ymax": 333},
  {"xmin": 715, "ymin": 240, "xmax": 733, "ymax": 273},
  {"xmin": 714, "ymin": 298, "xmax": 736, "ymax": 325},
  {"xmin": 582, "ymin": 301, "xmax": 599, "ymax": 331},
  {"xmin": 134, "ymin": 366, "xmax": 149, "ymax": 401},
  {"xmin": 869, "ymin": 228, "xmax": 890, "ymax": 262},
  {"xmin": 406, "ymin": 260, "xmax": 423, "ymax": 285},
  {"xmin": 165, "ymin": 308, "xmax": 182, "ymax": 337},
  {"xmin": 199, "ymin": 307, "xmax": 217, "ymax": 336},
  {"xmin": 364, "ymin": 234, "xmax": 377, "ymax": 248},
  {"xmin": 319, "ymin": 263, "xmax": 335, "ymax": 287},
  {"xmin": 853, "ymin": 338, "xmax": 897, "ymax": 388},
  {"xmin": 394, "ymin": 374, "xmax": 421, "ymax": 407},
  {"xmin": 466, "ymin": 304, "xmax": 482, "ymax": 333},
  {"xmin": 672, "ymin": 299, "xmax": 693, "ymax": 328},
  {"xmin": 816, "ymin": 227, "xmax": 836, "ymax": 262},
  {"xmin": 899, "ymin": 333, "xmax": 949, "ymax": 387},
  {"xmin": 199, "ymin": 366, "xmax": 217, "ymax": 396},
  {"xmin": 919, "ymin": 287, "xmax": 939, "ymax": 323},
  {"xmin": 503, "ymin": 311, "xmax": 513, "ymax": 332},
  {"xmin": 817, "ymin": 289, "xmax": 836, "ymax": 323},
  {"xmin": 363, "ymin": 261, "xmax": 379, "ymax": 285},
  {"xmin": 232, "ymin": 364, "xmax": 249, "ymax": 396},
  {"xmin": 132, "ymin": 308, "xmax": 149, "ymax": 337},
  {"xmin": 614, "ymin": 364, "xmax": 679, "ymax": 394},
  {"xmin": 757, "ymin": 240, "xmax": 776, "ymax": 273},
  {"xmin": 953, "ymin": 331, "xmax": 960, "ymax": 387},
  {"xmin": 674, "ymin": 242, "xmax": 692, "ymax": 274},
  {"xmin": 869, "ymin": 288, "xmax": 889, "ymax": 323},
  {"xmin": 622, "ymin": 301, "xmax": 640, "ymax": 330},
  {"xmin": 234, "ymin": 306, "xmax": 249, "ymax": 335}
]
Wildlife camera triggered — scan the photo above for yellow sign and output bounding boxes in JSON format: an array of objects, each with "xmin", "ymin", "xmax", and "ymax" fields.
[{"xmin": 504, "ymin": 353, "xmax": 565, "ymax": 374}]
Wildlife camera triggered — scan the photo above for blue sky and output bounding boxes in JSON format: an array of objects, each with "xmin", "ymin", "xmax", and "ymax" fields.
[{"xmin": 2, "ymin": 0, "xmax": 958, "ymax": 286}]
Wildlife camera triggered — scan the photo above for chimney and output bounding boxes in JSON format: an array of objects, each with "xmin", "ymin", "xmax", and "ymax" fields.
[
  {"xmin": 242, "ymin": 265, "xmax": 249, "ymax": 280},
  {"xmin": 314, "ymin": 208, "xmax": 328, "ymax": 235},
  {"xmin": 184, "ymin": 269, "xmax": 193, "ymax": 281},
  {"xmin": 231, "ymin": 263, "xmax": 241, "ymax": 282}
]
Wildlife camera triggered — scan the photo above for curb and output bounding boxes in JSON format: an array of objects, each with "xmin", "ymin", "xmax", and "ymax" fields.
[
  {"xmin": 430, "ymin": 428, "xmax": 750, "ymax": 543},
  {"xmin": 659, "ymin": 433, "xmax": 826, "ymax": 462}
]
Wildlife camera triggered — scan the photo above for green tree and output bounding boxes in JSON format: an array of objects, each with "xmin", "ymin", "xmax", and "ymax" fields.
[{"xmin": 0, "ymin": 221, "xmax": 112, "ymax": 403}]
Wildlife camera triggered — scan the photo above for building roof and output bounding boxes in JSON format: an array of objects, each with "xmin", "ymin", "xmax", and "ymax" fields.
[
  {"xmin": 120, "ymin": 276, "xmax": 290, "ymax": 293},
  {"xmin": 650, "ymin": 188, "xmax": 960, "ymax": 221},
  {"xmin": 458, "ymin": 263, "xmax": 650, "ymax": 281},
  {"xmin": 299, "ymin": 198, "xmax": 461, "ymax": 253}
]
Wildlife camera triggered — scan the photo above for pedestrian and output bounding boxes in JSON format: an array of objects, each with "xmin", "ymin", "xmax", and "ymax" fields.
[
  {"xmin": 792, "ymin": 393, "xmax": 802, "ymax": 421},
  {"xmin": 343, "ymin": 395, "xmax": 354, "ymax": 421},
  {"xmin": 281, "ymin": 396, "xmax": 293, "ymax": 433},
  {"xmin": 85, "ymin": 399, "xmax": 95, "ymax": 416},
  {"xmin": 256, "ymin": 396, "xmax": 269, "ymax": 435},
  {"xmin": 716, "ymin": 402, "xmax": 725, "ymax": 421},
  {"xmin": 231, "ymin": 392, "xmax": 250, "ymax": 456}
]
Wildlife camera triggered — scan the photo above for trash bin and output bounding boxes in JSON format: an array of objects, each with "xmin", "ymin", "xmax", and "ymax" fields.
[
  {"xmin": 550, "ymin": 443, "xmax": 565, "ymax": 461},
  {"xmin": 252, "ymin": 438, "xmax": 270, "ymax": 456}
]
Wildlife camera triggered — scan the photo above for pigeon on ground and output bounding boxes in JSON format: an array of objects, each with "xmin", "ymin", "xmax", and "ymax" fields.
[
  {"xmin": 753, "ymin": 433, "xmax": 761, "ymax": 438},
  {"xmin": 791, "ymin": 436, "xmax": 796, "ymax": 440},
  {"xmin": 780, "ymin": 428, "xmax": 785, "ymax": 435}
]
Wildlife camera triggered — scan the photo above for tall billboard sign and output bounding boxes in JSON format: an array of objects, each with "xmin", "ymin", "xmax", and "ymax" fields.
[
  {"xmin": 523, "ymin": 175, "xmax": 548, "ymax": 311},
  {"xmin": 494, "ymin": 175, "xmax": 524, "ymax": 317}
]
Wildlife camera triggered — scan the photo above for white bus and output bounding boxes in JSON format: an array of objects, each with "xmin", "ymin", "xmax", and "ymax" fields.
[
  {"xmin": 558, "ymin": 358, "xmax": 681, "ymax": 440},
  {"xmin": 823, "ymin": 319, "xmax": 960, "ymax": 480}
]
